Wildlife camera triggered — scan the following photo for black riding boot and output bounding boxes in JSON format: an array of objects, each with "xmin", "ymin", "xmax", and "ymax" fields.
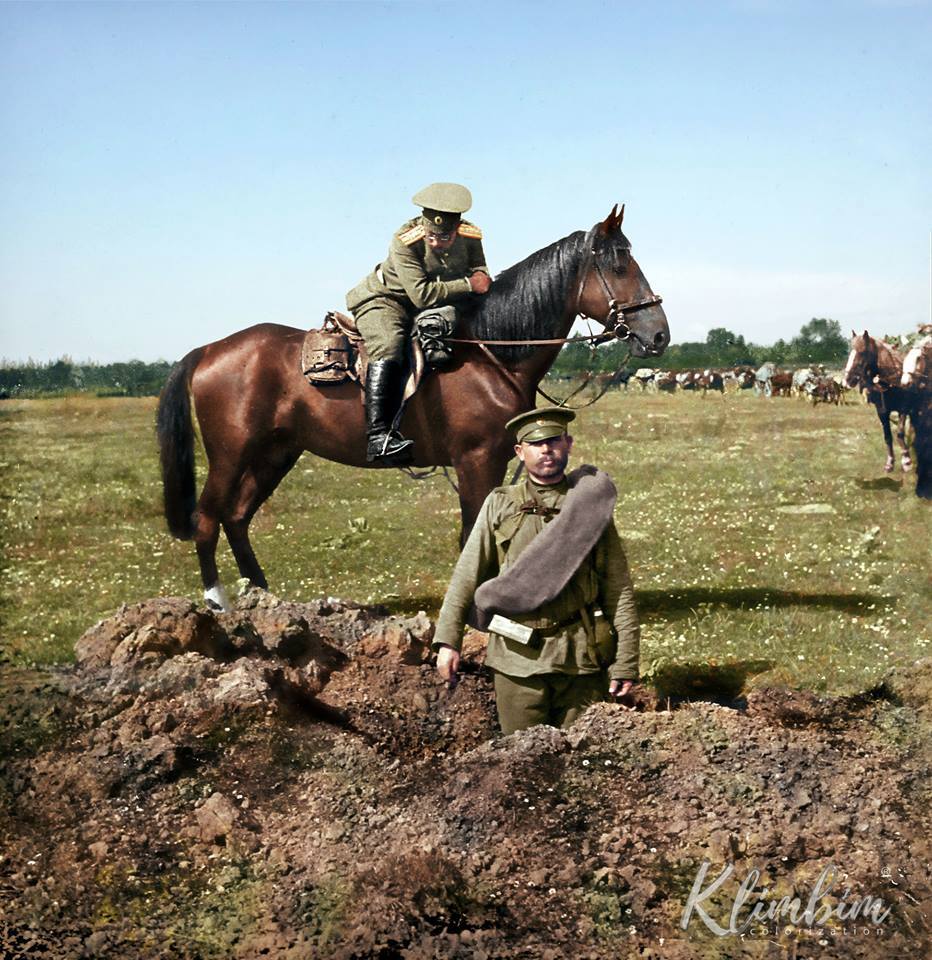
[{"xmin": 365, "ymin": 359, "xmax": 414, "ymax": 465}]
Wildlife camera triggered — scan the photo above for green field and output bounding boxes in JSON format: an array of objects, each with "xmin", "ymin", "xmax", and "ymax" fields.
[{"xmin": 1, "ymin": 390, "xmax": 929, "ymax": 693}]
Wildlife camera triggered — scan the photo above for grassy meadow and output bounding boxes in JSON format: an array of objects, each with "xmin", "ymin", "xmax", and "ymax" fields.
[{"xmin": 1, "ymin": 388, "xmax": 929, "ymax": 694}]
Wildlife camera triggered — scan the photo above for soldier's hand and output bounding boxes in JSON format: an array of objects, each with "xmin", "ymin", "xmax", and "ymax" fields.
[
  {"xmin": 468, "ymin": 272, "xmax": 491, "ymax": 295},
  {"xmin": 609, "ymin": 679, "xmax": 635, "ymax": 707},
  {"xmin": 436, "ymin": 644, "xmax": 461, "ymax": 684}
]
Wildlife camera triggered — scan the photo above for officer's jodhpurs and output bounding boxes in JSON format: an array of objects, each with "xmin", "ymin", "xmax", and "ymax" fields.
[
  {"xmin": 492, "ymin": 670, "xmax": 609, "ymax": 735},
  {"xmin": 354, "ymin": 297, "xmax": 412, "ymax": 364}
]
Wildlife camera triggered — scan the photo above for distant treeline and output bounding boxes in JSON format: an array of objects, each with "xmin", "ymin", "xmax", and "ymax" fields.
[
  {"xmin": 0, "ymin": 318, "xmax": 902, "ymax": 398},
  {"xmin": 551, "ymin": 318, "xmax": 854, "ymax": 377},
  {"xmin": 0, "ymin": 358, "xmax": 173, "ymax": 398}
]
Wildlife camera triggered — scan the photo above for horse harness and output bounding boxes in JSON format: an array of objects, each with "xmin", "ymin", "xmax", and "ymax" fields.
[{"xmin": 571, "ymin": 229, "xmax": 663, "ymax": 353}]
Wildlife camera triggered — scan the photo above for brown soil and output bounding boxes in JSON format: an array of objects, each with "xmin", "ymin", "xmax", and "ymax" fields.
[{"xmin": 1, "ymin": 591, "xmax": 929, "ymax": 959}]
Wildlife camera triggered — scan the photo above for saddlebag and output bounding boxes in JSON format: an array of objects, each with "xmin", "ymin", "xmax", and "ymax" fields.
[{"xmin": 302, "ymin": 315, "xmax": 356, "ymax": 384}]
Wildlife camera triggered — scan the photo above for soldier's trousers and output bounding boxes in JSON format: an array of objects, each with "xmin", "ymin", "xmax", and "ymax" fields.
[
  {"xmin": 351, "ymin": 296, "xmax": 411, "ymax": 364},
  {"xmin": 492, "ymin": 670, "xmax": 609, "ymax": 736}
]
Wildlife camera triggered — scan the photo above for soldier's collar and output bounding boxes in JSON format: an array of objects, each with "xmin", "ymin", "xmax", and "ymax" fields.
[{"xmin": 526, "ymin": 476, "xmax": 568, "ymax": 494}]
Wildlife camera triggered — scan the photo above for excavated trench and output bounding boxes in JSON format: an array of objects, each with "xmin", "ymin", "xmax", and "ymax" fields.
[{"xmin": 1, "ymin": 591, "xmax": 930, "ymax": 959}]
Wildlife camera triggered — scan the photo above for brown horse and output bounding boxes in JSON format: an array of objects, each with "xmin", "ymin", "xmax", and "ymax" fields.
[
  {"xmin": 844, "ymin": 331, "xmax": 916, "ymax": 474},
  {"xmin": 157, "ymin": 206, "xmax": 670, "ymax": 608}
]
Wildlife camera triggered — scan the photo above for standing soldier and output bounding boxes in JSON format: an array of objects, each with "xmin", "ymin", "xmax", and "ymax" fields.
[
  {"xmin": 346, "ymin": 183, "xmax": 491, "ymax": 466},
  {"xmin": 432, "ymin": 407, "xmax": 640, "ymax": 735}
]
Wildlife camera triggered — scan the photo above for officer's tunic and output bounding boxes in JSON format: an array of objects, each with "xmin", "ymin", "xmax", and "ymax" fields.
[
  {"xmin": 346, "ymin": 218, "xmax": 488, "ymax": 362},
  {"xmin": 433, "ymin": 477, "xmax": 640, "ymax": 682}
]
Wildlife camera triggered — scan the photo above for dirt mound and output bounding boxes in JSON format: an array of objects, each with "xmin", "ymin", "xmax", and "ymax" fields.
[{"xmin": 1, "ymin": 594, "xmax": 930, "ymax": 958}]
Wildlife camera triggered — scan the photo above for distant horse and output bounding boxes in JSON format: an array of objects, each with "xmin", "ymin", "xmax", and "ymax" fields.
[
  {"xmin": 901, "ymin": 339, "xmax": 932, "ymax": 499},
  {"xmin": 724, "ymin": 366, "xmax": 754, "ymax": 391},
  {"xmin": 696, "ymin": 369, "xmax": 725, "ymax": 396},
  {"xmin": 806, "ymin": 376, "xmax": 842, "ymax": 405},
  {"xmin": 157, "ymin": 206, "xmax": 669, "ymax": 608},
  {"xmin": 632, "ymin": 368, "xmax": 656, "ymax": 391},
  {"xmin": 770, "ymin": 372, "xmax": 793, "ymax": 397},
  {"xmin": 844, "ymin": 331, "xmax": 915, "ymax": 473},
  {"xmin": 754, "ymin": 362, "xmax": 775, "ymax": 396},
  {"xmin": 901, "ymin": 339, "xmax": 931, "ymax": 392}
]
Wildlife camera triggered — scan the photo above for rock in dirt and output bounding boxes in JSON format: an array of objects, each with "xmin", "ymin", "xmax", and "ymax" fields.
[{"xmin": 194, "ymin": 792, "xmax": 239, "ymax": 843}]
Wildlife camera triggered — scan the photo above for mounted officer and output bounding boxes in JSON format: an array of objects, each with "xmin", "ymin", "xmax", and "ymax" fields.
[{"xmin": 346, "ymin": 182, "xmax": 492, "ymax": 466}]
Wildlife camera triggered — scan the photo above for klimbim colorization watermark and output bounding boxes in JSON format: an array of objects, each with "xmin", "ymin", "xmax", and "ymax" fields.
[{"xmin": 680, "ymin": 861, "xmax": 892, "ymax": 937}]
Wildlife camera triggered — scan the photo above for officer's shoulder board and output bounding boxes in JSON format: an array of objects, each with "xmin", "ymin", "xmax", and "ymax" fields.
[
  {"xmin": 398, "ymin": 222, "xmax": 426, "ymax": 245},
  {"xmin": 457, "ymin": 221, "xmax": 482, "ymax": 240}
]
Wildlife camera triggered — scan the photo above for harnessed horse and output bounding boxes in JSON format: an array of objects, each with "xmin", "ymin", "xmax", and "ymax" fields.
[
  {"xmin": 844, "ymin": 331, "xmax": 916, "ymax": 474},
  {"xmin": 901, "ymin": 339, "xmax": 932, "ymax": 499},
  {"xmin": 157, "ymin": 205, "xmax": 669, "ymax": 609}
]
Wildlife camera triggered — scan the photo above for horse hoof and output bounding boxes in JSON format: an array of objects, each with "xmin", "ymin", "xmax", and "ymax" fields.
[{"xmin": 884, "ymin": 464, "xmax": 894, "ymax": 473}]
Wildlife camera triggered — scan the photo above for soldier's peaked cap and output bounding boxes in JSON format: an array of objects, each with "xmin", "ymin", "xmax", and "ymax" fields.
[
  {"xmin": 412, "ymin": 182, "xmax": 472, "ymax": 214},
  {"xmin": 506, "ymin": 406, "xmax": 576, "ymax": 444}
]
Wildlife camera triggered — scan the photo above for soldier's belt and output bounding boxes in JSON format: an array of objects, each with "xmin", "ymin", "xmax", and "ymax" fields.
[{"xmin": 488, "ymin": 610, "xmax": 588, "ymax": 646}]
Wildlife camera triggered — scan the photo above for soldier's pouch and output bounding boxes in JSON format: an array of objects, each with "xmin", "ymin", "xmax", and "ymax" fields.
[
  {"xmin": 302, "ymin": 320, "xmax": 356, "ymax": 384},
  {"xmin": 414, "ymin": 305, "xmax": 457, "ymax": 367}
]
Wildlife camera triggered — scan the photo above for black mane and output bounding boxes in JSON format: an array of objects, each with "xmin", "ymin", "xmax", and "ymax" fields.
[{"xmin": 461, "ymin": 230, "xmax": 588, "ymax": 361}]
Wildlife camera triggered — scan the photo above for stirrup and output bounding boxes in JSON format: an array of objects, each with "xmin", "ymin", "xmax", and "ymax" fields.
[{"xmin": 367, "ymin": 431, "xmax": 414, "ymax": 465}]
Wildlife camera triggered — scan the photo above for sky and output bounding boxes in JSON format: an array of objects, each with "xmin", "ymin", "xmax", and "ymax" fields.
[{"xmin": 1, "ymin": 0, "xmax": 930, "ymax": 364}]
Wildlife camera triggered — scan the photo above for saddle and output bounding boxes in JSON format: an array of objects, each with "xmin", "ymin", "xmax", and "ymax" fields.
[{"xmin": 301, "ymin": 311, "xmax": 426, "ymax": 406}]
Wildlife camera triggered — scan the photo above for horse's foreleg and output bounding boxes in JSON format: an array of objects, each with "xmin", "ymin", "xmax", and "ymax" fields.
[
  {"xmin": 894, "ymin": 414, "xmax": 912, "ymax": 472},
  {"xmin": 223, "ymin": 449, "xmax": 302, "ymax": 590},
  {"xmin": 878, "ymin": 411, "xmax": 895, "ymax": 472}
]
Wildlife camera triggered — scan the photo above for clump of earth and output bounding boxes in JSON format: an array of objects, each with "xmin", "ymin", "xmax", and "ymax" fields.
[{"xmin": 1, "ymin": 591, "xmax": 930, "ymax": 959}]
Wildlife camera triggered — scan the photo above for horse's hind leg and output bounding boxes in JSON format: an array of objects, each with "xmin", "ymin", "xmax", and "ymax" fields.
[
  {"xmin": 194, "ymin": 466, "xmax": 237, "ymax": 610},
  {"xmin": 223, "ymin": 448, "xmax": 302, "ymax": 591}
]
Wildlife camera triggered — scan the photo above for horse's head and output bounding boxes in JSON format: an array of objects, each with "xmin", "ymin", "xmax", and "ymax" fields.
[
  {"xmin": 574, "ymin": 205, "xmax": 669, "ymax": 358},
  {"xmin": 901, "ymin": 341, "xmax": 932, "ymax": 389},
  {"xmin": 844, "ymin": 329, "xmax": 878, "ymax": 388}
]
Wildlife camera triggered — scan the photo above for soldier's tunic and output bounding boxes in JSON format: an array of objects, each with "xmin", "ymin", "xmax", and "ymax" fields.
[
  {"xmin": 346, "ymin": 218, "xmax": 488, "ymax": 362},
  {"xmin": 433, "ymin": 475, "xmax": 640, "ymax": 733}
]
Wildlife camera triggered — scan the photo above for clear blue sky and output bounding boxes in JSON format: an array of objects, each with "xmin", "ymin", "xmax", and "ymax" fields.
[{"xmin": 1, "ymin": 0, "xmax": 930, "ymax": 363}]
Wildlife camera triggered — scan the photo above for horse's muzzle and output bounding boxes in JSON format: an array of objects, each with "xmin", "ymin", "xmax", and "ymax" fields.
[{"xmin": 626, "ymin": 305, "xmax": 670, "ymax": 358}]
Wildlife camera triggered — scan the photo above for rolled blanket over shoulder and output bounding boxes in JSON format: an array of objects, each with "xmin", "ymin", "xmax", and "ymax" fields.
[{"xmin": 471, "ymin": 465, "xmax": 617, "ymax": 630}]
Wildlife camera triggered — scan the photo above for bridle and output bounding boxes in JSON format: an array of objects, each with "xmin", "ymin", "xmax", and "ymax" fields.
[{"xmin": 572, "ymin": 226, "xmax": 663, "ymax": 352}]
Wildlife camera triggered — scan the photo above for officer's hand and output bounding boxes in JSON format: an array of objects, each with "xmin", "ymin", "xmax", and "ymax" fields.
[
  {"xmin": 436, "ymin": 644, "xmax": 461, "ymax": 683},
  {"xmin": 609, "ymin": 679, "xmax": 634, "ymax": 706},
  {"xmin": 468, "ymin": 272, "xmax": 492, "ymax": 295}
]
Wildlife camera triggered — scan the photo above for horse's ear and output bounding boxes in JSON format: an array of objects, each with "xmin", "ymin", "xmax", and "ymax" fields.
[
  {"xmin": 617, "ymin": 203, "xmax": 625, "ymax": 226},
  {"xmin": 598, "ymin": 205, "xmax": 618, "ymax": 235},
  {"xmin": 851, "ymin": 329, "xmax": 857, "ymax": 338}
]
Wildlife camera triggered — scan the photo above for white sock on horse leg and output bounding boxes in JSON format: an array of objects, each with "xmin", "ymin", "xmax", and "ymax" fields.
[{"xmin": 204, "ymin": 583, "xmax": 231, "ymax": 612}]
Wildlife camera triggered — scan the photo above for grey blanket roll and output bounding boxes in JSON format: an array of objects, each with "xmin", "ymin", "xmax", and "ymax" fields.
[{"xmin": 471, "ymin": 465, "xmax": 617, "ymax": 631}]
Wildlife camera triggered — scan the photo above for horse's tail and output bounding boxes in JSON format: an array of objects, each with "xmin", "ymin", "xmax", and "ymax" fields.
[{"xmin": 156, "ymin": 350, "xmax": 203, "ymax": 539}]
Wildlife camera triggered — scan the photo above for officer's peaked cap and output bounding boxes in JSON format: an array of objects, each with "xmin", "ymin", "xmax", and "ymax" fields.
[
  {"xmin": 413, "ymin": 183, "xmax": 472, "ymax": 235},
  {"xmin": 412, "ymin": 182, "xmax": 472, "ymax": 214}
]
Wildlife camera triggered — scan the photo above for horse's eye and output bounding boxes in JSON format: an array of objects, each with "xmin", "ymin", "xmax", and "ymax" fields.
[{"xmin": 614, "ymin": 249, "xmax": 631, "ymax": 274}]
